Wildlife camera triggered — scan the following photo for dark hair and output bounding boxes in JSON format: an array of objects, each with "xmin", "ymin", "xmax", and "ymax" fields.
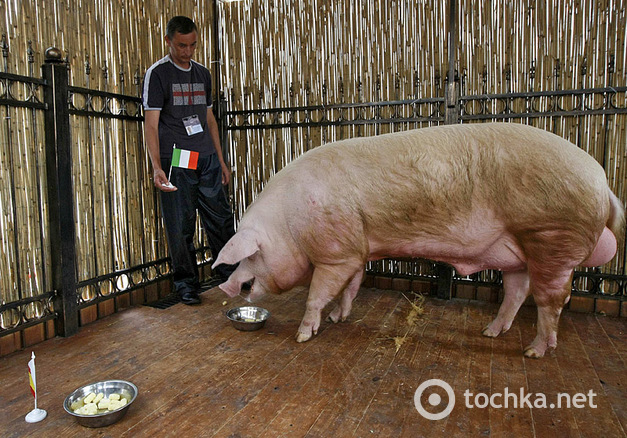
[{"xmin": 166, "ymin": 16, "xmax": 198, "ymax": 39}]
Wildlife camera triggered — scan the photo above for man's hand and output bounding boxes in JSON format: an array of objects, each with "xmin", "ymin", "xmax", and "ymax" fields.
[
  {"xmin": 221, "ymin": 162, "xmax": 232, "ymax": 185},
  {"xmin": 154, "ymin": 168, "xmax": 177, "ymax": 192},
  {"xmin": 144, "ymin": 110, "xmax": 176, "ymax": 191}
]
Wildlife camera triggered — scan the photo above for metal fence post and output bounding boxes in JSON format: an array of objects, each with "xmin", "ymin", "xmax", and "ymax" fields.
[
  {"xmin": 42, "ymin": 47, "xmax": 78, "ymax": 336},
  {"xmin": 218, "ymin": 92, "xmax": 228, "ymax": 160},
  {"xmin": 437, "ymin": 0, "xmax": 461, "ymax": 300},
  {"xmin": 444, "ymin": 0, "xmax": 460, "ymax": 126}
]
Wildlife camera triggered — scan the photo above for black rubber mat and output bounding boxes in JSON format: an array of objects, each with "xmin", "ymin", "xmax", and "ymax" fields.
[{"xmin": 143, "ymin": 293, "xmax": 181, "ymax": 309}]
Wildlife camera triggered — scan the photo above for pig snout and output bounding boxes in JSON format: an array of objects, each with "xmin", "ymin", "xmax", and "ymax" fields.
[
  {"xmin": 217, "ymin": 271, "xmax": 265, "ymax": 302},
  {"xmin": 213, "ymin": 229, "xmax": 261, "ymax": 298},
  {"xmin": 215, "ymin": 262, "xmax": 255, "ymax": 298}
]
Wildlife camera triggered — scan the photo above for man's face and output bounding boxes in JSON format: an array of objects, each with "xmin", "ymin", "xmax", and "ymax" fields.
[{"xmin": 166, "ymin": 30, "xmax": 198, "ymax": 68}]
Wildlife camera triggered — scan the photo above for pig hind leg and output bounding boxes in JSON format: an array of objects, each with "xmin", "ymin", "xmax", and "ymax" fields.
[
  {"xmin": 483, "ymin": 269, "xmax": 530, "ymax": 337},
  {"xmin": 524, "ymin": 265, "xmax": 573, "ymax": 358},
  {"xmin": 327, "ymin": 269, "xmax": 364, "ymax": 323},
  {"xmin": 296, "ymin": 263, "xmax": 362, "ymax": 343}
]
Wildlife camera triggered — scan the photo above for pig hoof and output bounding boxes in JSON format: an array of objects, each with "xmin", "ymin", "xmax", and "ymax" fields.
[
  {"xmin": 523, "ymin": 346, "xmax": 544, "ymax": 359},
  {"xmin": 482, "ymin": 326, "xmax": 500, "ymax": 338},
  {"xmin": 482, "ymin": 319, "xmax": 512, "ymax": 338},
  {"xmin": 327, "ymin": 309, "xmax": 342, "ymax": 323},
  {"xmin": 296, "ymin": 331, "xmax": 312, "ymax": 343},
  {"xmin": 524, "ymin": 333, "xmax": 557, "ymax": 358},
  {"xmin": 327, "ymin": 305, "xmax": 342, "ymax": 323}
]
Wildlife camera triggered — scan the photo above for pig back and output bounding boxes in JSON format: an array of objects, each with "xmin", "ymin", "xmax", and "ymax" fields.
[{"xmin": 252, "ymin": 123, "xmax": 611, "ymax": 259}]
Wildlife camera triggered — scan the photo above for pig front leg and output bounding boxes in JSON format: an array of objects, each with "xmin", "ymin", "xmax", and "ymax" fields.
[
  {"xmin": 523, "ymin": 267, "xmax": 573, "ymax": 358},
  {"xmin": 482, "ymin": 269, "xmax": 530, "ymax": 337},
  {"xmin": 327, "ymin": 269, "xmax": 364, "ymax": 323},
  {"xmin": 296, "ymin": 263, "xmax": 362, "ymax": 343}
]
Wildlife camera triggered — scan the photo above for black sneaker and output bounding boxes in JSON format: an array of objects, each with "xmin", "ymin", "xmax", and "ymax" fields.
[{"xmin": 180, "ymin": 291, "xmax": 201, "ymax": 305}]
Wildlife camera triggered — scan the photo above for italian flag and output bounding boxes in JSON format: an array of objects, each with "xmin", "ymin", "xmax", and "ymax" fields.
[{"xmin": 171, "ymin": 147, "xmax": 199, "ymax": 170}]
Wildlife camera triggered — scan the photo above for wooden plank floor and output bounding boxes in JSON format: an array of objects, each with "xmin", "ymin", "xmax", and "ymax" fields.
[{"xmin": 1, "ymin": 286, "xmax": 625, "ymax": 437}]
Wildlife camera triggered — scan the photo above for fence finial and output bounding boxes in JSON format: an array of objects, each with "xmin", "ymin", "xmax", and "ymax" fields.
[
  {"xmin": 44, "ymin": 47, "xmax": 63, "ymax": 63},
  {"xmin": 2, "ymin": 34, "xmax": 9, "ymax": 59},
  {"xmin": 27, "ymin": 41, "xmax": 34, "ymax": 65}
]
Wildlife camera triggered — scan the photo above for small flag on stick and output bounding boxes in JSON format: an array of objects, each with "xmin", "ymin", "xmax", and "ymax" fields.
[
  {"xmin": 25, "ymin": 352, "xmax": 47, "ymax": 423},
  {"xmin": 165, "ymin": 145, "xmax": 199, "ymax": 188},
  {"xmin": 171, "ymin": 146, "xmax": 199, "ymax": 170},
  {"xmin": 28, "ymin": 353, "xmax": 36, "ymax": 398}
]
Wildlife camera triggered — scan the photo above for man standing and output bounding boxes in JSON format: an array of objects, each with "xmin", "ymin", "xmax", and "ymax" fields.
[{"xmin": 143, "ymin": 16, "xmax": 235, "ymax": 305}]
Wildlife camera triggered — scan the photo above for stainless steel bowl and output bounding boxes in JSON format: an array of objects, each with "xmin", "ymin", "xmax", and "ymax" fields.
[
  {"xmin": 226, "ymin": 306, "xmax": 270, "ymax": 331},
  {"xmin": 63, "ymin": 380, "xmax": 137, "ymax": 428}
]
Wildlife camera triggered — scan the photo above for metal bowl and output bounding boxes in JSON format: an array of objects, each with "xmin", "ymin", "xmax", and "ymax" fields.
[
  {"xmin": 63, "ymin": 380, "xmax": 137, "ymax": 428},
  {"xmin": 226, "ymin": 306, "xmax": 270, "ymax": 331}
]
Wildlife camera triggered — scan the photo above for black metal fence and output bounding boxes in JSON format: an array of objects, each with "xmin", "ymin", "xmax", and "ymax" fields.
[
  {"xmin": 1, "ymin": 50, "xmax": 168, "ymax": 340},
  {"xmin": 0, "ymin": 43, "xmax": 56, "ymax": 340},
  {"xmin": 221, "ymin": 68, "xmax": 627, "ymax": 308}
]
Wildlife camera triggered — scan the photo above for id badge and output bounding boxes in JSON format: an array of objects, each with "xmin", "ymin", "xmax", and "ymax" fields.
[{"xmin": 183, "ymin": 115, "xmax": 204, "ymax": 136}]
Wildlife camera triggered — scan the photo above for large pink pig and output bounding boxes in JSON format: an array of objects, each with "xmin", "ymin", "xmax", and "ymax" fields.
[{"xmin": 213, "ymin": 122, "xmax": 624, "ymax": 358}]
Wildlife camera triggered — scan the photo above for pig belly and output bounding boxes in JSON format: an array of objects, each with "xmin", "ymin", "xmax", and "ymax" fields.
[
  {"xmin": 367, "ymin": 208, "xmax": 528, "ymax": 275},
  {"xmin": 368, "ymin": 234, "xmax": 527, "ymax": 276},
  {"xmin": 443, "ymin": 246, "xmax": 527, "ymax": 276}
]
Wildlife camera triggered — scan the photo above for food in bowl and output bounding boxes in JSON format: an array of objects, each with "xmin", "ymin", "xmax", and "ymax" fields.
[
  {"xmin": 70, "ymin": 391, "xmax": 129, "ymax": 415},
  {"xmin": 64, "ymin": 380, "xmax": 137, "ymax": 427}
]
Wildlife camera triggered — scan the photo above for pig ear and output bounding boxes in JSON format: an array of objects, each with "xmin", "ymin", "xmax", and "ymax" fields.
[
  {"xmin": 219, "ymin": 279, "xmax": 243, "ymax": 298},
  {"xmin": 212, "ymin": 229, "xmax": 260, "ymax": 268}
]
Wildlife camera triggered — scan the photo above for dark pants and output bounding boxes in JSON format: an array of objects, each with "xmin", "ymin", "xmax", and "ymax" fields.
[{"xmin": 160, "ymin": 153, "xmax": 236, "ymax": 295}]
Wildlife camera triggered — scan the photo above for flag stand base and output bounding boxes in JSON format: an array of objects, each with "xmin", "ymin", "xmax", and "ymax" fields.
[{"xmin": 25, "ymin": 408, "xmax": 47, "ymax": 423}]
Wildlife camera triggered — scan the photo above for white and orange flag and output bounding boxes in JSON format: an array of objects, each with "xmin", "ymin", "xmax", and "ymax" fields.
[
  {"xmin": 28, "ymin": 352, "xmax": 37, "ymax": 401},
  {"xmin": 25, "ymin": 351, "xmax": 47, "ymax": 423}
]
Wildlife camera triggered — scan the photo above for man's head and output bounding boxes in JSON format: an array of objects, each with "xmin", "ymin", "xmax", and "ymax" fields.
[
  {"xmin": 166, "ymin": 16, "xmax": 197, "ymax": 40},
  {"xmin": 165, "ymin": 16, "xmax": 198, "ymax": 69}
]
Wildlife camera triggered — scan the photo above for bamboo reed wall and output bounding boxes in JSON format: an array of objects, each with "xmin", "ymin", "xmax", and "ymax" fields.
[
  {"xmin": 0, "ymin": 98, "xmax": 47, "ymax": 322},
  {"xmin": 0, "ymin": 0, "xmax": 625, "ymax": 313},
  {"xmin": 220, "ymin": 0, "xmax": 626, "ymax": 217}
]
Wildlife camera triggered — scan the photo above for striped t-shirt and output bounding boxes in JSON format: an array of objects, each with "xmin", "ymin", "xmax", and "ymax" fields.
[{"xmin": 143, "ymin": 55, "xmax": 215, "ymax": 158}]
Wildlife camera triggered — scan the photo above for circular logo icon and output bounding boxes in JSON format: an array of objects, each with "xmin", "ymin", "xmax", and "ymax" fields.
[{"xmin": 414, "ymin": 379, "xmax": 456, "ymax": 420}]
